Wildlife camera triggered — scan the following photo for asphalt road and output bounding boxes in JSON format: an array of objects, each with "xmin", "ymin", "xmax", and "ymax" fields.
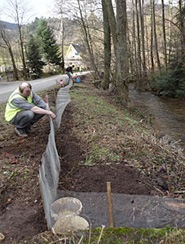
[{"xmin": 0, "ymin": 74, "xmax": 67, "ymax": 104}]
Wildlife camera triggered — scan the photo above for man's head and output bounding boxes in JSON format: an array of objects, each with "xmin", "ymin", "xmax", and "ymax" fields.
[{"xmin": 19, "ymin": 82, "xmax": 32, "ymax": 98}]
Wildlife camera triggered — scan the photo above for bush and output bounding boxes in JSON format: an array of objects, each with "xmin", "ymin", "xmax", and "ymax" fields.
[{"xmin": 152, "ymin": 65, "xmax": 185, "ymax": 97}]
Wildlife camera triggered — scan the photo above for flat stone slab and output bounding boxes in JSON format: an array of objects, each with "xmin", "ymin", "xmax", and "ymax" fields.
[{"xmin": 58, "ymin": 191, "xmax": 185, "ymax": 228}]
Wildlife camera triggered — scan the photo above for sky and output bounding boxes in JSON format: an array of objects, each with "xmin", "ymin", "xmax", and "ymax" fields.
[
  {"xmin": 0, "ymin": 0, "xmax": 57, "ymax": 23},
  {"xmin": 0, "ymin": 0, "xmax": 178, "ymax": 23}
]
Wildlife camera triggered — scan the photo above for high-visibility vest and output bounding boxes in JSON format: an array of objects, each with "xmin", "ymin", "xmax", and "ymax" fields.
[{"xmin": 5, "ymin": 88, "xmax": 33, "ymax": 122}]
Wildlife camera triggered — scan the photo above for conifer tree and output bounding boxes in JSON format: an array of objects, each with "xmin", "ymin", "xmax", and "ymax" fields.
[
  {"xmin": 26, "ymin": 35, "xmax": 45, "ymax": 78},
  {"xmin": 36, "ymin": 19, "xmax": 62, "ymax": 66}
]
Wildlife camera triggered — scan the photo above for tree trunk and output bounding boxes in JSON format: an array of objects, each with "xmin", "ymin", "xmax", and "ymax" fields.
[
  {"xmin": 77, "ymin": 0, "xmax": 100, "ymax": 78},
  {"xmin": 145, "ymin": 22, "xmax": 150, "ymax": 72},
  {"xmin": 105, "ymin": 0, "xmax": 117, "ymax": 57},
  {"xmin": 131, "ymin": 0, "xmax": 138, "ymax": 75},
  {"xmin": 179, "ymin": 0, "xmax": 185, "ymax": 63},
  {"xmin": 150, "ymin": 0, "xmax": 154, "ymax": 71},
  {"xmin": 59, "ymin": 18, "xmax": 65, "ymax": 73},
  {"xmin": 161, "ymin": 0, "xmax": 167, "ymax": 68},
  {"xmin": 152, "ymin": 0, "xmax": 161, "ymax": 70},
  {"xmin": 116, "ymin": 0, "xmax": 129, "ymax": 103},
  {"xmin": 139, "ymin": 0, "xmax": 147, "ymax": 82},
  {"xmin": 19, "ymin": 26, "xmax": 27, "ymax": 78},
  {"xmin": 135, "ymin": 0, "xmax": 142, "ymax": 87},
  {"xmin": 0, "ymin": 27, "xmax": 19, "ymax": 80},
  {"xmin": 8, "ymin": 45, "xmax": 19, "ymax": 80},
  {"xmin": 102, "ymin": 0, "xmax": 111, "ymax": 89},
  {"xmin": 15, "ymin": 4, "xmax": 27, "ymax": 79}
]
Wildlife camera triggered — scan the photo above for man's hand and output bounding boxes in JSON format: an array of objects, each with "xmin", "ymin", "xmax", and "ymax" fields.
[
  {"xmin": 48, "ymin": 111, "xmax": 56, "ymax": 119},
  {"xmin": 31, "ymin": 106, "xmax": 56, "ymax": 119}
]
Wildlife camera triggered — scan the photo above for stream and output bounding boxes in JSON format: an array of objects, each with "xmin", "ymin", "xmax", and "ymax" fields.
[{"xmin": 129, "ymin": 85, "xmax": 185, "ymax": 151}]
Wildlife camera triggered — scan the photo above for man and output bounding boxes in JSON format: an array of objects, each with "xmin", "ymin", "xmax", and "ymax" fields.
[
  {"xmin": 5, "ymin": 82, "xmax": 56, "ymax": 137},
  {"xmin": 66, "ymin": 65, "xmax": 74, "ymax": 78}
]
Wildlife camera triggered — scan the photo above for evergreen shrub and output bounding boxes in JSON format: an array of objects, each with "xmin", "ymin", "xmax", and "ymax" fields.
[{"xmin": 152, "ymin": 65, "xmax": 185, "ymax": 97}]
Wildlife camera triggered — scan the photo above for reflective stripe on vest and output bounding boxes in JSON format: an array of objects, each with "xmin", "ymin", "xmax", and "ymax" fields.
[{"xmin": 5, "ymin": 88, "xmax": 33, "ymax": 122}]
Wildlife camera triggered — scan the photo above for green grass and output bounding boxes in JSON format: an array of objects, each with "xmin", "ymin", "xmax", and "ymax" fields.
[
  {"xmin": 29, "ymin": 227, "xmax": 185, "ymax": 243},
  {"xmin": 84, "ymin": 145, "xmax": 120, "ymax": 166},
  {"xmin": 69, "ymin": 82, "xmax": 185, "ymax": 195},
  {"xmin": 83, "ymin": 227, "xmax": 174, "ymax": 243}
]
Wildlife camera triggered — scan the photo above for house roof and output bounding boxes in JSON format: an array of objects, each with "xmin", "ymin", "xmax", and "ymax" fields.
[
  {"xmin": 72, "ymin": 44, "xmax": 86, "ymax": 54},
  {"xmin": 65, "ymin": 43, "xmax": 87, "ymax": 64}
]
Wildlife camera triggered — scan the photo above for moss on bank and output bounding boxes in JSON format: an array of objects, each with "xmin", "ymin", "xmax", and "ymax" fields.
[{"xmin": 29, "ymin": 227, "xmax": 185, "ymax": 243}]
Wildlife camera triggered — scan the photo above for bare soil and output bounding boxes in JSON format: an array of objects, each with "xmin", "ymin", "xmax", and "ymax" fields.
[
  {"xmin": 0, "ymin": 119, "xmax": 49, "ymax": 243},
  {"xmin": 56, "ymin": 104, "xmax": 165, "ymax": 196},
  {"xmin": 0, "ymin": 81, "xmax": 183, "ymax": 243}
]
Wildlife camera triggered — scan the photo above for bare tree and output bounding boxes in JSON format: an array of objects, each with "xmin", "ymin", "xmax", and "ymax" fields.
[
  {"xmin": 101, "ymin": 0, "xmax": 111, "ymax": 89},
  {"xmin": 58, "ymin": 19, "xmax": 65, "ymax": 73},
  {"xmin": 116, "ymin": 0, "xmax": 129, "ymax": 102},
  {"xmin": 178, "ymin": 0, "xmax": 185, "ymax": 63},
  {"xmin": 161, "ymin": 0, "xmax": 167, "ymax": 68},
  {"xmin": 150, "ymin": 0, "xmax": 155, "ymax": 71},
  {"xmin": 152, "ymin": 0, "xmax": 161, "ymax": 69},
  {"xmin": 0, "ymin": 25, "xmax": 19, "ymax": 80},
  {"xmin": 105, "ymin": 0, "xmax": 117, "ymax": 56},
  {"xmin": 3, "ymin": 0, "xmax": 32, "ymax": 79},
  {"xmin": 139, "ymin": 0, "xmax": 147, "ymax": 81},
  {"xmin": 77, "ymin": 0, "xmax": 100, "ymax": 78},
  {"xmin": 54, "ymin": 1, "xmax": 66, "ymax": 73},
  {"xmin": 54, "ymin": 0, "xmax": 103, "ymax": 78},
  {"xmin": 53, "ymin": 0, "xmax": 72, "ymax": 72},
  {"xmin": 130, "ymin": 0, "xmax": 138, "ymax": 75},
  {"xmin": 135, "ymin": 0, "xmax": 142, "ymax": 84}
]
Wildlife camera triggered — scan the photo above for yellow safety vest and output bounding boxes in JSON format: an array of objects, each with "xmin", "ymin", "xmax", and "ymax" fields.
[{"xmin": 5, "ymin": 88, "xmax": 33, "ymax": 122}]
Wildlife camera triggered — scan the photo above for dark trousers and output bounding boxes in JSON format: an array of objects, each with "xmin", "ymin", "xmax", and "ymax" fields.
[{"xmin": 11, "ymin": 110, "xmax": 44, "ymax": 129}]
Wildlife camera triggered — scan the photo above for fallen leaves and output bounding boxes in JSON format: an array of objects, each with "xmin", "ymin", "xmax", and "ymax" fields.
[{"xmin": 0, "ymin": 152, "xmax": 18, "ymax": 164}]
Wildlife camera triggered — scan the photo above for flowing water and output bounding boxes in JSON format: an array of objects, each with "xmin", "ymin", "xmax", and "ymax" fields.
[{"xmin": 129, "ymin": 85, "xmax": 185, "ymax": 151}]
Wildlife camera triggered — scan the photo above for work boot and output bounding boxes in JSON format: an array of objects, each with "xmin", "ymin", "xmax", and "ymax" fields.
[
  {"xmin": 15, "ymin": 127, "xmax": 28, "ymax": 137},
  {"xmin": 25, "ymin": 126, "xmax": 31, "ymax": 134}
]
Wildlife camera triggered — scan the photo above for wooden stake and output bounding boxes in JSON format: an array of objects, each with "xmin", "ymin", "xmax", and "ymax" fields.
[{"xmin": 106, "ymin": 182, "xmax": 114, "ymax": 227}]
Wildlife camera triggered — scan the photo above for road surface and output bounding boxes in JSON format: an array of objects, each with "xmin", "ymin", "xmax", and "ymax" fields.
[
  {"xmin": 0, "ymin": 72, "xmax": 82, "ymax": 104},
  {"xmin": 0, "ymin": 74, "xmax": 67, "ymax": 104}
]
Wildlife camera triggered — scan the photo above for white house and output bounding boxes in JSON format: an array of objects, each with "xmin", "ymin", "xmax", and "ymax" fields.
[{"xmin": 65, "ymin": 44, "xmax": 87, "ymax": 70}]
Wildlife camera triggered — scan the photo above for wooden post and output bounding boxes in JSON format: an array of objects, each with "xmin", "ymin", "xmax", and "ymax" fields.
[{"xmin": 106, "ymin": 181, "xmax": 114, "ymax": 227}]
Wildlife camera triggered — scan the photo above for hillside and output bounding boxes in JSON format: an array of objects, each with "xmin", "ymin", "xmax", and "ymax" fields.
[{"xmin": 0, "ymin": 20, "xmax": 18, "ymax": 30}]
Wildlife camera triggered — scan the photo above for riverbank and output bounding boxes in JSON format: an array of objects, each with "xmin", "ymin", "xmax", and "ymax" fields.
[
  {"xmin": 129, "ymin": 84, "xmax": 185, "ymax": 150},
  {"xmin": 0, "ymin": 77, "xmax": 185, "ymax": 243}
]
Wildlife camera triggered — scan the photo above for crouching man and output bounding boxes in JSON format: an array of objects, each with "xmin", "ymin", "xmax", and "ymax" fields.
[{"xmin": 4, "ymin": 82, "xmax": 56, "ymax": 137}]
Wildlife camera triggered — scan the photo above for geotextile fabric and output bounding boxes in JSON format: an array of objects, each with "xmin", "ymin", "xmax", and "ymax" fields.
[
  {"xmin": 39, "ymin": 79, "xmax": 73, "ymax": 228},
  {"xmin": 39, "ymin": 78, "xmax": 185, "ymax": 229}
]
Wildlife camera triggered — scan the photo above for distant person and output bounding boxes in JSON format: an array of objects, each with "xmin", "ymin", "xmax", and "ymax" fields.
[
  {"xmin": 4, "ymin": 82, "xmax": 56, "ymax": 137},
  {"xmin": 79, "ymin": 66, "xmax": 82, "ymax": 73},
  {"xmin": 66, "ymin": 65, "xmax": 74, "ymax": 78}
]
